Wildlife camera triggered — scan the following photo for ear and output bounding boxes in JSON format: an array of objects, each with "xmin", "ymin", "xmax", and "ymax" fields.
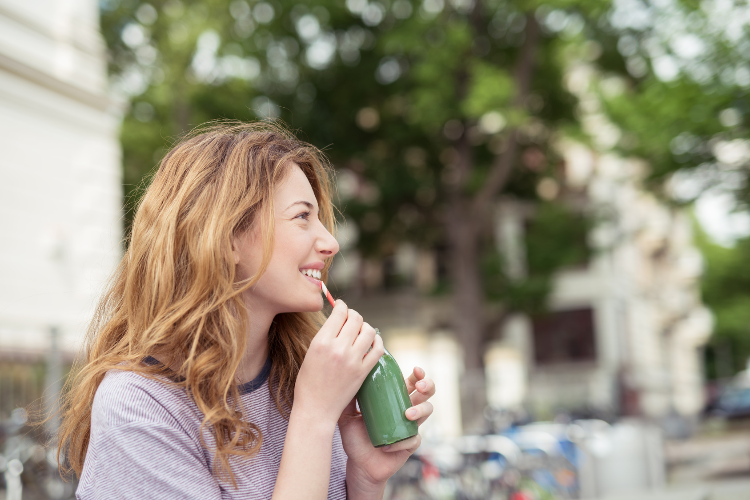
[{"xmin": 231, "ymin": 234, "xmax": 241, "ymax": 265}]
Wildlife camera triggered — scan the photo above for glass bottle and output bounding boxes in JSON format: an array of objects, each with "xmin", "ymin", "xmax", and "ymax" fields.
[{"xmin": 356, "ymin": 330, "xmax": 419, "ymax": 447}]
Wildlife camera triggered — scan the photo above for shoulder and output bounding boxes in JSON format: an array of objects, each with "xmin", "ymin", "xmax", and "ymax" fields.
[
  {"xmin": 92, "ymin": 368, "xmax": 196, "ymax": 432},
  {"xmin": 80, "ymin": 372, "xmax": 221, "ymax": 500}
]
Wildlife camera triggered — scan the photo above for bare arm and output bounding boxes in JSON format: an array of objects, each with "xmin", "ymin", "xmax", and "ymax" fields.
[
  {"xmin": 272, "ymin": 409, "xmax": 338, "ymax": 498},
  {"xmin": 338, "ymin": 368, "xmax": 435, "ymax": 500},
  {"xmin": 272, "ymin": 301, "xmax": 383, "ymax": 500}
]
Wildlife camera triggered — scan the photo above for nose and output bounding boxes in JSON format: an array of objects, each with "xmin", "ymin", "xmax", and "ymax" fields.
[{"xmin": 315, "ymin": 220, "xmax": 340, "ymax": 257}]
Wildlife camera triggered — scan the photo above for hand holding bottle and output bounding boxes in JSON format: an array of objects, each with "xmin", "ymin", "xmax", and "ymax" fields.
[
  {"xmin": 294, "ymin": 300, "xmax": 384, "ymax": 426},
  {"xmin": 339, "ymin": 366, "xmax": 436, "ymax": 492}
]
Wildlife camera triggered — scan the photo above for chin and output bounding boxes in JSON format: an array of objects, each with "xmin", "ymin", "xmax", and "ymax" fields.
[{"xmin": 287, "ymin": 296, "xmax": 324, "ymax": 313}]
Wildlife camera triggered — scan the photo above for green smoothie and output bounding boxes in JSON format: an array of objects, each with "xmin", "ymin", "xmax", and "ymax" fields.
[{"xmin": 356, "ymin": 330, "xmax": 419, "ymax": 447}]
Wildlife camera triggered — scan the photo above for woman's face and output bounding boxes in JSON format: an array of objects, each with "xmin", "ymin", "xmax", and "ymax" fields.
[{"xmin": 233, "ymin": 164, "xmax": 339, "ymax": 314}]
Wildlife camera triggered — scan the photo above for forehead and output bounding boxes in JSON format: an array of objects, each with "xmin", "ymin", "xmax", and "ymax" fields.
[{"xmin": 275, "ymin": 164, "xmax": 317, "ymax": 207}]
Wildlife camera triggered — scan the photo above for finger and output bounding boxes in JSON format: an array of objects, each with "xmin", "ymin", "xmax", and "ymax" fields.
[
  {"xmin": 318, "ymin": 300, "xmax": 348, "ymax": 339},
  {"xmin": 409, "ymin": 377, "xmax": 435, "ymax": 406},
  {"xmin": 337, "ymin": 397, "xmax": 362, "ymax": 432},
  {"xmin": 405, "ymin": 433, "xmax": 422, "ymax": 454},
  {"xmin": 405, "ymin": 367, "xmax": 426, "ymax": 393},
  {"xmin": 337, "ymin": 308, "xmax": 363, "ymax": 344},
  {"xmin": 405, "ymin": 401, "xmax": 433, "ymax": 426},
  {"xmin": 353, "ymin": 322, "xmax": 377, "ymax": 354},
  {"xmin": 362, "ymin": 334, "xmax": 384, "ymax": 369},
  {"xmin": 339, "ymin": 396, "xmax": 359, "ymax": 420},
  {"xmin": 383, "ymin": 434, "xmax": 421, "ymax": 454}
]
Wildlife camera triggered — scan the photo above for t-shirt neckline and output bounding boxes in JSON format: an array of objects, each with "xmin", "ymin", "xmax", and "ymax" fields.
[{"xmin": 142, "ymin": 355, "xmax": 272, "ymax": 395}]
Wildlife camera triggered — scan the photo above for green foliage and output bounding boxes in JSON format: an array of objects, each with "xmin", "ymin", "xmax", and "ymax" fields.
[
  {"xmin": 602, "ymin": 77, "xmax": 731, "ymax": 184},
  {"xmin": 103, "ymin": 0, "xmax": 750, "ymax": 367},
  {"xmin": 404, "ymin": 20, "xmax": 474, "ymax": 130},
  {"xmin": 696, "ymin": 227, "xmax": 750, "ymax": 378},
  {"xmin": 462, "ymin": 61, "xmax": 515, "ymax": 119},
  {"xmin": 592, "ymin": 0, "xmax": 750, "ymax": 199},
  {"xmin": 483, "ymin": 203, "xmax": 591, "ymax": 314},
  {"xmin": 582, "ymin": 0, "xmax": 750, "ymax": 375},
  {"xmin": 527, "ymin": 202, "xmax": 591, "ymax": 273},
  {"xmin": 102, "ymin": 0, "xmax": 589, "ymax": 247}
]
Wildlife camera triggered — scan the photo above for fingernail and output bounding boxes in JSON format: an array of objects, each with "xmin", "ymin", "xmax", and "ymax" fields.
[
  {"xmin": 383, "ymin": 445, "xmax": 391, "ymax": 451},
  {"xmin": 416, "ymin": 381, "xmax": 426, "ymax": 390},
  {"xmin": 408, "ymin": 408, "xmax": 417, "ymax": 418}
]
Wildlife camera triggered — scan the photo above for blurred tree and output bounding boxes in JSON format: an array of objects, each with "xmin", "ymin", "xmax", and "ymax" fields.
[
  {"xmin": 101, "ymin": 0, "xmax": 606, "ymax": 424},
  {"xmin": 596, "ymin": 0, "xmax": 750, "ymax": 207},
  {"xmin": 103, "ymin": 0, "xmax": 750, "ymax": 420},
  {"xmin": 591, "ymin": 1, "xmax": 750, "ymax": 378},
  {"xmin": 696, "ymin": 228, "xmax": 750, "ymax": 379}
]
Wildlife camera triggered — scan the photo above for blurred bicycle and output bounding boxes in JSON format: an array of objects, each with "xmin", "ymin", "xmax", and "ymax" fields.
[{"xmin": 0, "ymin": 408, "xmax": 76, "ymax": 500}]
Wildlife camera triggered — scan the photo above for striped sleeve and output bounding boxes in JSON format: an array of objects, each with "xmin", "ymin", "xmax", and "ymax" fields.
[
  {"xmin": 77, "ymin": 370, "xmax": 222, "ymax": 500},
  {"xmin": 77, "ymin": 422, "xmax": 222, "ymax": 500}
]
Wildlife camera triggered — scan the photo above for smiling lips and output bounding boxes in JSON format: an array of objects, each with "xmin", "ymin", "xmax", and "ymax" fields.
[{"xmin": 300, "ymin": 268, "xmax": 322, "ymax": 280}]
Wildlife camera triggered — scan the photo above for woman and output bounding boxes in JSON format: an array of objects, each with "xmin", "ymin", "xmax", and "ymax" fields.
[{"xmin": 58, "ymin": 122, "xmax": 435, "ymax": 499}]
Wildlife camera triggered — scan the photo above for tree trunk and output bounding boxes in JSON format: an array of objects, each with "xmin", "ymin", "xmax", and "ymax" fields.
[
  {"xmin": 446, "ymin": 195, "xmax": 489, "ymax": 432},
  {"xmin": 447, "ymin": 201, "xmax": 484, "ymax": 369},
  {"xmin": 446, "ymin": 12, "xmax": 541, "ymax": 433}
]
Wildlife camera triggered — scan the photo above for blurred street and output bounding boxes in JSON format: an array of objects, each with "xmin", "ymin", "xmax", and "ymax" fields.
[
  {"xmin": 595, "ymin": 479, "xmax": 750, "ymax": 500},
  {"xmin": 4, "ymin": 0, "xmax": 750, "ymax": 498},
  {"xmin": 667, "ymin": 429, "xmax": 750, "ymax": 485},
  {"xmin": 378, "ymin": 421, "xmax": 750, "ymax": 500},
  {"xmin": 589, "ymin": 428, "xmax": 750, "ymax": 500}
]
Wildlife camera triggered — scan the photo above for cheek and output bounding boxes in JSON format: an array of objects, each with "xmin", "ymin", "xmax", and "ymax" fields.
[
  {"xmin": 268, "ymin": 227, "xmax": 310, "ymax": 272},
  {"xmin": 235, "ymin": 235, "xmax": 262, "ymax": 279}
]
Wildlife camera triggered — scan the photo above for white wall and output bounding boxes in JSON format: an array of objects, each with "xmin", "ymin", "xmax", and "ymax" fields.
[
  {"xmin": 386, "ymin": 329, "xmax": 464, "ymax": 439},
  {"xmin": 0, "ymin": 0, "xmax": 122, "ymax": 355}
]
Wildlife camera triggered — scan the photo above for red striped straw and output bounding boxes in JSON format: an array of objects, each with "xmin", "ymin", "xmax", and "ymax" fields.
[{"xmin": 320, "ymin": 281, "xmax": 336, "ymax": 308}]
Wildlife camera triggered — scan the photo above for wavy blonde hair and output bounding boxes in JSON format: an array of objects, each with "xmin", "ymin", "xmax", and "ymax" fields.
[{"xmin": 57, "ymin": 121, "xmax": 336, "ymax": 485}]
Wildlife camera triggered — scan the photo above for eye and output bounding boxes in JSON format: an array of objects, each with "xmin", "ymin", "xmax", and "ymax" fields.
[{"xmin": 295, "ymin": 211, "xmax": 311, "ymax": 221}]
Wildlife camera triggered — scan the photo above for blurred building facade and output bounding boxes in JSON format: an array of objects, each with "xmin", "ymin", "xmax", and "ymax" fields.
[
  {"xmin": 337, "ymin": 143, "xmax": 712, "ymax": 436},
  {"xmin": 0, "ymin": 0, "xmax": 121, "ymax": 416},
  {"xmin": 486, "ymin": 61, "xmax": 714, "ymax": 425},
  {"xmin": 488, "ymin": 146, "xmax": 712, "ymax": 423}
]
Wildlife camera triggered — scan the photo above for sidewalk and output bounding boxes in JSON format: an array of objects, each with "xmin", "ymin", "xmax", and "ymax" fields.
[
  {"xmin": 592, "ymin": 477, "xmax": 750, "ymax": 500},
  {"xmin": 593, "ymin": 428, "xmax": 750, "ymax": 500},
  {"xmin": 665, "ymin": 431, "xmax": 750, "ymax": 484}
]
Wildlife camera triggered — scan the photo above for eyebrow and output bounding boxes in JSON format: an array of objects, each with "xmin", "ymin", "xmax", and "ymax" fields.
[{"xmin": 285, "ymin": 200, "xmax": 315, "ymax": 211}]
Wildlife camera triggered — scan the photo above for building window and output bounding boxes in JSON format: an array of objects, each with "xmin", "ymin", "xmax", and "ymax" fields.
[{"xmin": 532, "ymin": 307, "xmax": 597, "ymax": 365}]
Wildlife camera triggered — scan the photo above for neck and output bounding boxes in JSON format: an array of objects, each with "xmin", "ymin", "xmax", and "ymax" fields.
[{"xmin": 235, "ymin": 304, "xmax": 274, "ymax": 384}]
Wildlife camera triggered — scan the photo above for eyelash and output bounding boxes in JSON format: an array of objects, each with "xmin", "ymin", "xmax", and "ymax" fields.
[{"xmin": 295, "ymin": 211, "xmax": 311, "ymax": 220}]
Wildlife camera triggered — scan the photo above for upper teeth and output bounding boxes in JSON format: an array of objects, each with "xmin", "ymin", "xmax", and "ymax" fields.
[{"xmin": 302, "ymin": 269, "xmax": 322, "ymax": 280}]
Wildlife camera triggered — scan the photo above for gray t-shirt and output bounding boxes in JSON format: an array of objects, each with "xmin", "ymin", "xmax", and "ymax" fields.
[{"xmin": 77, "ymin": 358, "xmax": 348, "ymax": 499}]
